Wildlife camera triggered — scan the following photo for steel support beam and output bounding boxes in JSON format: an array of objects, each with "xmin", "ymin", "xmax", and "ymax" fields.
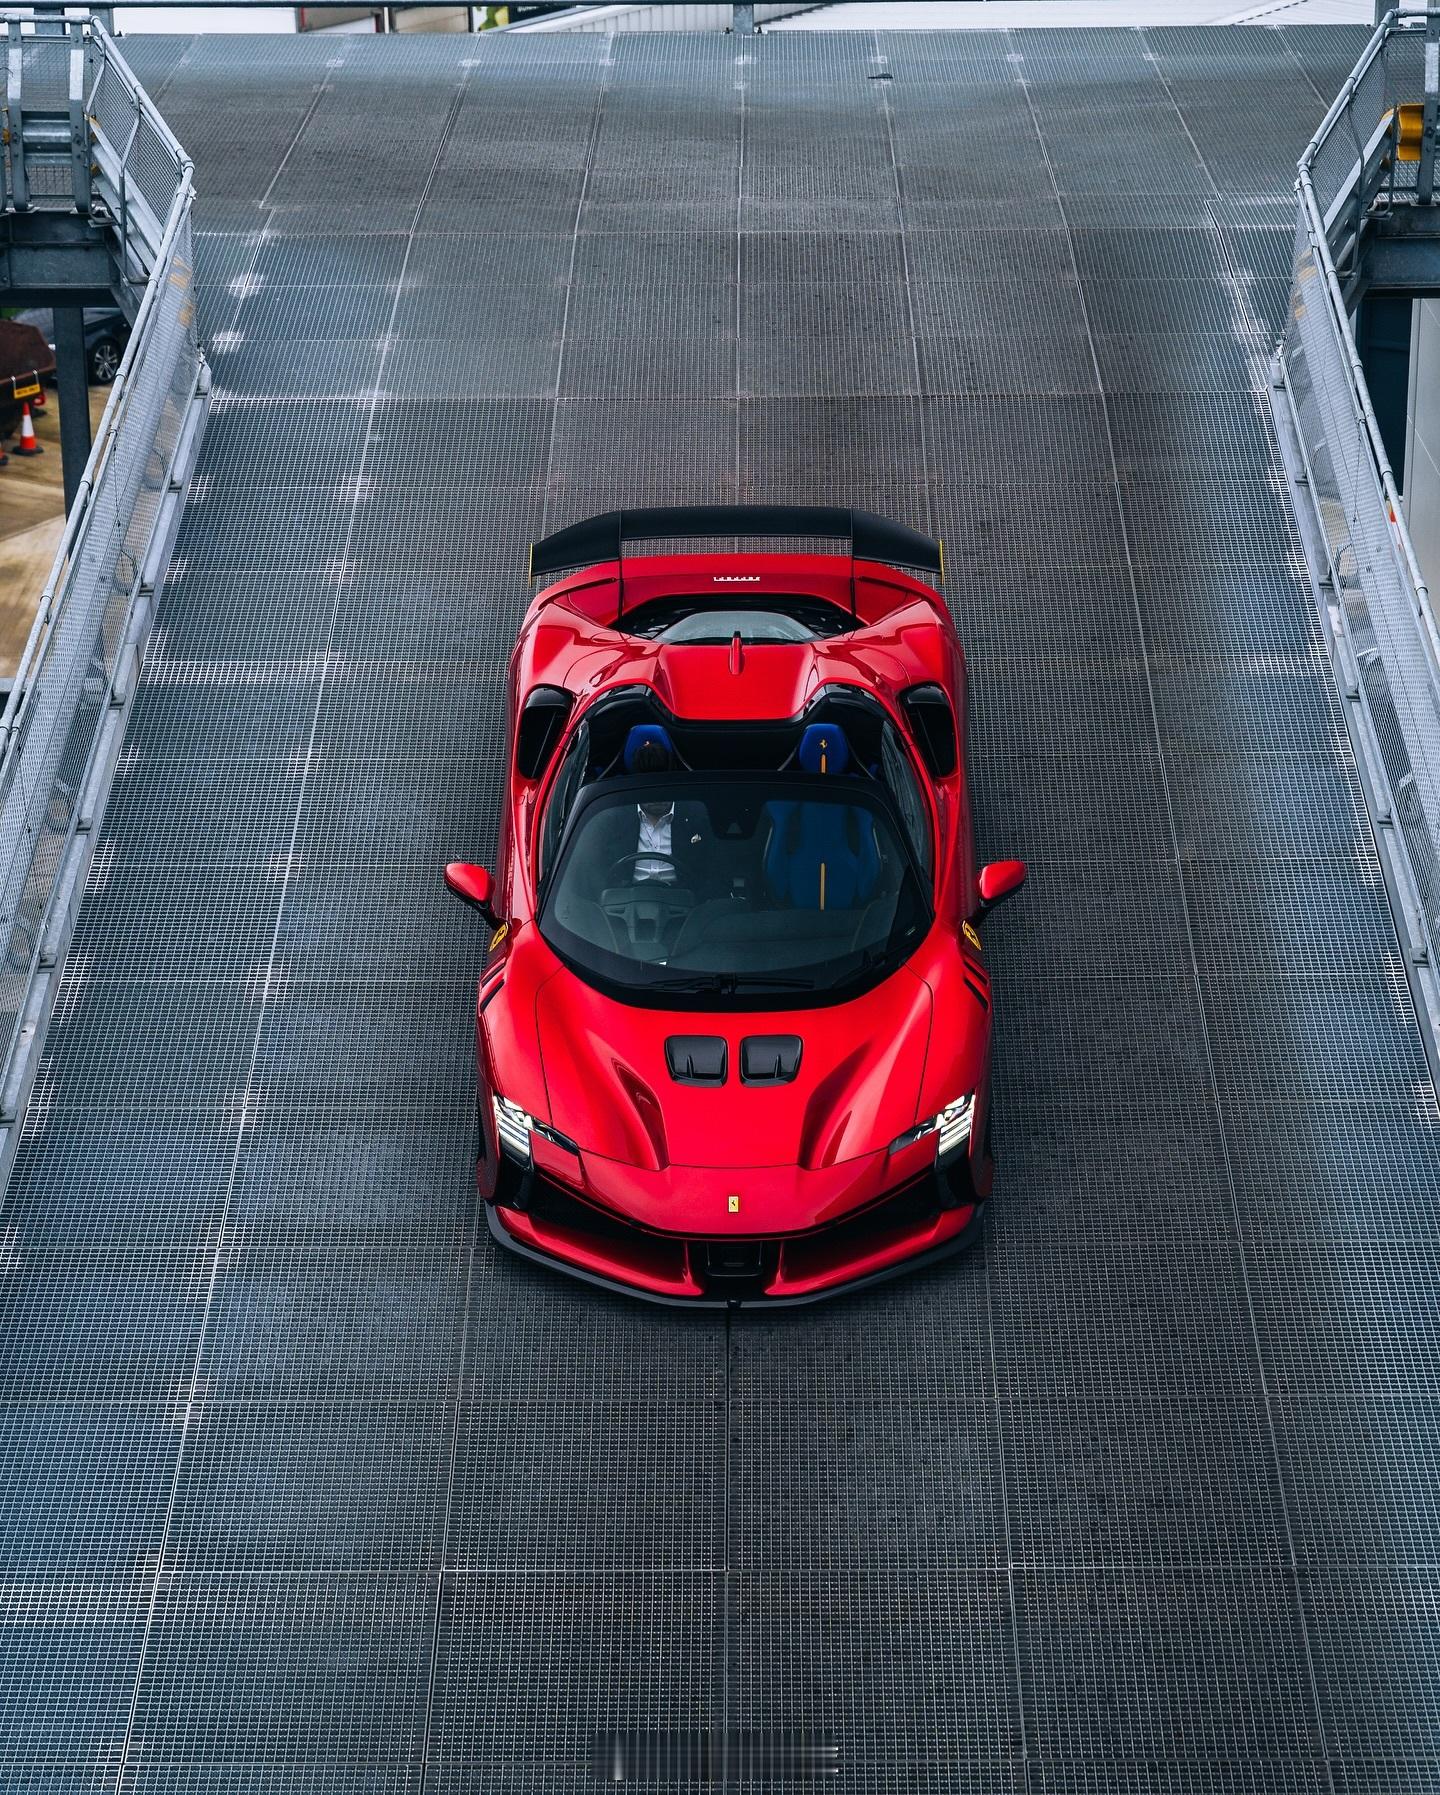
[
  {"xmin": 1357, "ymin": 236, "xmax": 1440, "ymax": 291},
  {"xmin": 0, "ymin": 210, "xmax": 119, "ymax": 306},
  {"xmin": 51, "ymin": 307, "xmax": 90, "ymax": 518},
  {"xmin": 1356, "ymin": 208, "xmax": 1440, "ymax": 297}
]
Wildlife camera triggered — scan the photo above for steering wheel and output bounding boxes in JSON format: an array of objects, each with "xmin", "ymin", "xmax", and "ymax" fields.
[{"xmin": 605, "ymin": 851, "xmax": 680, "ymax": 885}]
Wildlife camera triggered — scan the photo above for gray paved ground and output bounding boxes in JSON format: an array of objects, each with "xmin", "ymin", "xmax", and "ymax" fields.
[{"xmin": 4, "ymin": 20, "xmax": 1438, "ymax": 1794}]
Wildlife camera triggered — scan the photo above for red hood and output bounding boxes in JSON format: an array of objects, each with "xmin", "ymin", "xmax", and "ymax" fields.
[{"xmin": 529, "ymin": 955, "xmax": 933, "ymax": 1172}]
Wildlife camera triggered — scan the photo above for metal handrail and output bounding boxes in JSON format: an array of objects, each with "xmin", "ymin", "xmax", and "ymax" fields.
[
  {"xmin": 0, "ymin": 13, "xmax": 206, "ymax": 1128},
  {"xmin": 89, "ymin": 20, "xmax": 188, "ymax": 164},
  {"xmin": 1, "ymin": 165, "xmax": 193, "ymax": 752},
  {"xmin": 0, "ymin": 12, "xmax": 192, "ymax": 744},
  {"xmin": 1298, "ymin": 9, "xmax": 1394, "ymax": 164},
  {"xmin": 1278, "ymin": 4, "xmax": 1440, "ymax": 1065},
  {"xmin": 1294, "ymin": 8, "xmax": 1440, "ymax": 675}
]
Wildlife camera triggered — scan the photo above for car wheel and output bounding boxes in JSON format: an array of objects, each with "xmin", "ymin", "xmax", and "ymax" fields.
[{"xmin": 88, "ymin": 337, "xmax": 122, "ymax": 384}]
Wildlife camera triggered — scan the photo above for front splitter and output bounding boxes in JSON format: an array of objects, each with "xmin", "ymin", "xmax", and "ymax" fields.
[{"xmin": 483, "ymin": 1197, "xmax": 985, "ymax": 1309}]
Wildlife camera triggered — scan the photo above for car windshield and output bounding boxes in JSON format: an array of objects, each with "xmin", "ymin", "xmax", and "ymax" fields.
[
  {"xmin": 538, "ymin": 773, "xmax": 931, "ymax": 1008},
  {"xmin": 624, "ymin": 594, "xmax": 853, "ymax": 641},
  {"xmin": 654, "ymin": 609, "xmax": 816, "ymax": 644}
]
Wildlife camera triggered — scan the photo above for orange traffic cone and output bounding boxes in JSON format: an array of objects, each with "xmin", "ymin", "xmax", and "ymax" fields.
[{"xmin": 14, "ymin": 402, "xmax": 41, "ymax": 456}]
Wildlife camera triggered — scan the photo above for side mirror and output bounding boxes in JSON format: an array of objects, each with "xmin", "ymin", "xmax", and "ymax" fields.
[
  {"xmin": 977, "ymin": 859, "xmax": 1026, "ymax": 911},
  {"xmin": 445, "ymin": 862, "xmax": 496, "ymax": 921}
]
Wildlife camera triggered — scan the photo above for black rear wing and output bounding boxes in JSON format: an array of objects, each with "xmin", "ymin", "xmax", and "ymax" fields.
[{"xmin": 528, "ymin": 506, "xmax": 944, "ymax": 604}]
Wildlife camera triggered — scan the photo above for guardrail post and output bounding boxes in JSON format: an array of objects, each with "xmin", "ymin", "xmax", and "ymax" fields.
[
  {"xmin": 68, "ymin": 22, "xmax": 90, "ymax": 214},
  {"xmin": 7, "ymin": 19, "xmax": 27, "ymax": 212},
  {"xmin": 116, "ymin": 89, "xmax": 141, "ymax": 287},
  {"xmin": 1421, "ymin": 9, "xmax": 1440, "ymax": 205}
]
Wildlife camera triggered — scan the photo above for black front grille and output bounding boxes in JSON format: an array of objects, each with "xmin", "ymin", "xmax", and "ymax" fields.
[
  {"xmin": 700, "ymin": 1238, "xmax": 779, "ymax": 1298},
  {"xmin": 517, "ymin": 1162, "xmax": 955, "ymax": 1299}
]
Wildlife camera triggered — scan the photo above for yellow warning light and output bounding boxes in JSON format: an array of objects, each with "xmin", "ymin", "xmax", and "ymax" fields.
[{"xmin": 1392, "ymin": 103, "xmax": 1424, "ymax": 163}]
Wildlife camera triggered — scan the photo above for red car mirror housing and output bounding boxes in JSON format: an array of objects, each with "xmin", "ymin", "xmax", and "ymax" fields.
[
  {"xmin": 445, "ymin": 862, "xmax": 496, "ymax": 919},
  {"xmin": 977, "ymin": 859, "xmax": 1026, "ymax": 909}
]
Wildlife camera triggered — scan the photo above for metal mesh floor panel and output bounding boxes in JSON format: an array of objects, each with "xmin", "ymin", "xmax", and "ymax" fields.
[{"xmin": 3, "ymin": 21, "xmax": 1435, "ymax": 1794}]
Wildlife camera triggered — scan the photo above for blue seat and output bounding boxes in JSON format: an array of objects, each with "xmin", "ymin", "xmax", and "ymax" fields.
[
  {"xmin": 623, "ymin": 722, "xmax": 675, "ymax": 772},
  {"xmin": 764, "ymin": 724, "xmax": 880, "ymax": 910}
]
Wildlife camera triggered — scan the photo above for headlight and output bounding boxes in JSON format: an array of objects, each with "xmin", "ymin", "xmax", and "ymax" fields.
[
  {"xmin": 492, "ymin": 1093, "xmax": 534, "ymax": 1163},
  {"xmin": 888, "ymin": 1093, "xmax": 975, "ymax": 1161},
  {"xmin": 491, "ymin": 1092, "xmax": 579, "ymax": 1163}
]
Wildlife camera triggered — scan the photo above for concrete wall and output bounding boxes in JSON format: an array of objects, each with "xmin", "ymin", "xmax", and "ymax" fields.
[{"xmin": 1405, "ymin": 297, "xmax": 1440, "ymax": 598}]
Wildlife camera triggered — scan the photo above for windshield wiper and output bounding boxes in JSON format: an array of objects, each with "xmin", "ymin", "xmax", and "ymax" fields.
[{"xmin": 647, "ymin": 971, "xmax": 816, "ymax": 994}]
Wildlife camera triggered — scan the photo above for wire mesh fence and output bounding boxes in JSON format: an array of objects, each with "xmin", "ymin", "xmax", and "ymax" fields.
[
  {"xmin": 0, "ymin": 16, "xmax": 204, "ymax": 1114},
  {"xmin": 1281, "ymin": 8, "xmax": 1440, "ymax": 1002}
]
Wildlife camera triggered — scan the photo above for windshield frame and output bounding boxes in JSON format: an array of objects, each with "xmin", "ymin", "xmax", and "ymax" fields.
[
  {"xmin": 620, "ymin": 592, "xmax": 855, "ymax": 640},
  {"xmin": 534, "ymin": 769, "xmax": 935, "ymax": 1011}
]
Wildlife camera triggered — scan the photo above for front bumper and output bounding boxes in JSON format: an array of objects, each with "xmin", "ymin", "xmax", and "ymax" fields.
[{"xmin": 484, "ymin": 1154, "xmax": 985, "ymax": 1307}]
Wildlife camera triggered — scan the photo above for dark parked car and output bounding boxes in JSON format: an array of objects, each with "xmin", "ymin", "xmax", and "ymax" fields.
[
  {"xmin": 0, "ymin": 318, "xmax": 55, "ymax": 441},
  {"xmin": 12, "ymin": 307, "xmax": 131, "ymax": 384}
]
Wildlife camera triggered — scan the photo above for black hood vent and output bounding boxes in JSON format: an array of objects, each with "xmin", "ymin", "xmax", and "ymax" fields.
[
  {"xmin": 666, "ymin": 1035, "xmax": 728, "ymax": 1085},
  {"xmin": 740, "ymin": 1035, "xmax": 802, "ymax": 1085}
]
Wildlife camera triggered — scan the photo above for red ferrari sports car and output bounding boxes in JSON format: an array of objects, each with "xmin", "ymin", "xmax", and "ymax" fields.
[{"xmin": 444, "ymin": 505, "xmax": 1025, "ymax": 1305}]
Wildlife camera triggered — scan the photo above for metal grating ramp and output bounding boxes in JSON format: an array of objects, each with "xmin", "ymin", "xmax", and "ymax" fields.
[{"xmin": 3, "ymin": 20, "xmax": 1438, "ymax": 1794}]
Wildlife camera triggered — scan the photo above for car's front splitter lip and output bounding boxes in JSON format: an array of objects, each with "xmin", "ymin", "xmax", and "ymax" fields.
[{"xmin": 483, "ymin": 1192, "xmax": 984, "ymax": 1309}]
